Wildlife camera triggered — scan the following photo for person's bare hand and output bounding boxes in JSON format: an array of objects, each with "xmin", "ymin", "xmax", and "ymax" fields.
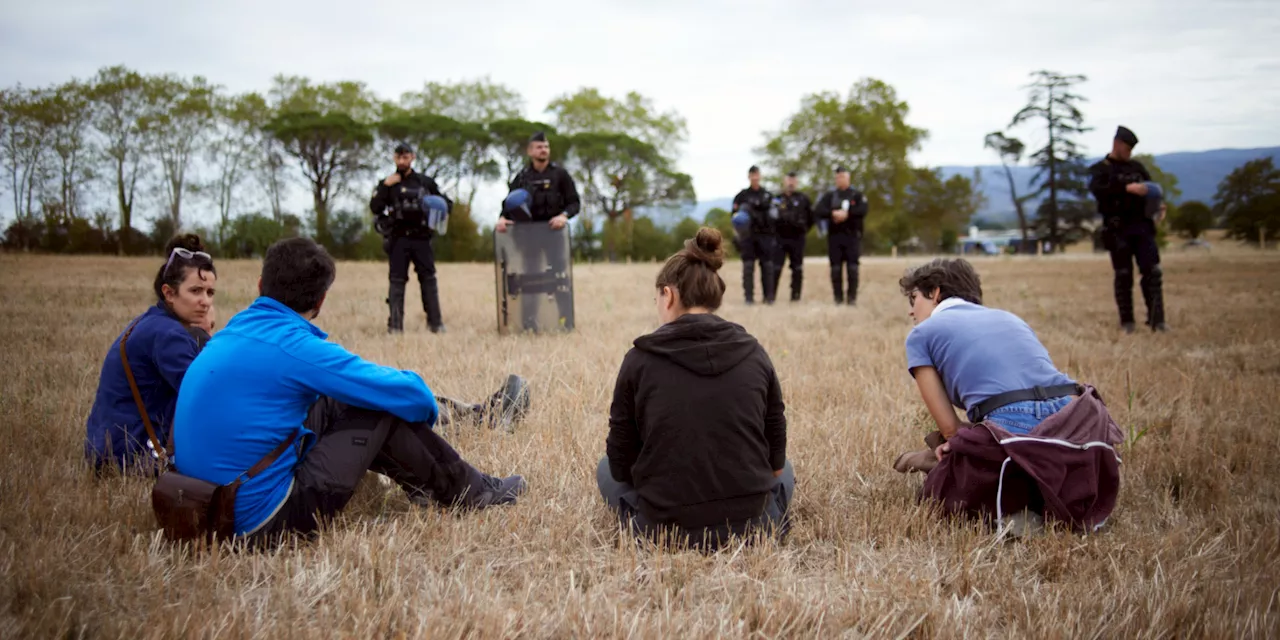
[
  {"xmin": 1126, "ymin": 182, "xmax": 1148, "ymax": 196},
  {"xmin": 1156, "ymin": 203, "xmax": 1168, "ymax": 223},
  {"xmin": 384, "ymin": 173, "xmax": 402, "ymax": 187},
  {"xmin": 496, "ymin": 217, "xmax": 512, "ymax": 233},
  {"xmin": 934, "ymin": 442, "xmax": 951, "ymax": 461},
  {"xmin": 549, "ymin": 214, "xmax": 568, "ymax": 230},
  {"xmin": 833, "ymin": 209, "xmax": 849, "ymax": 223}
]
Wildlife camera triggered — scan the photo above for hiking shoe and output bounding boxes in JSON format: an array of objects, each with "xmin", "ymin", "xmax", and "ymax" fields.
[
  {"xmin": 483, "ymin": 374, "xmax": 530, "ymax": 432},
  {"xmin": 429, "ymin": 324, "xmax": 447, "ymax": 334},
  {"xmin": 1121, "ymin": 322, "xmax": 1136, "ymax": 334},
  {"xmin": 461, "ymin": 474, "xmax": 527, "ymax": 508}
]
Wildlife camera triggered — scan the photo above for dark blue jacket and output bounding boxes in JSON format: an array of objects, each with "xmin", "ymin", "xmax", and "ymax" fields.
[{"xmin": 85, "ymin": 303, "xmax": 204, "ymax": 471}]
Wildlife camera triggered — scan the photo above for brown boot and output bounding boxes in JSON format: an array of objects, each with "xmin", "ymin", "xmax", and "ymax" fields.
[{"xmin": 893, "ymin": 449, "xmax": 939, "ymax": 474}]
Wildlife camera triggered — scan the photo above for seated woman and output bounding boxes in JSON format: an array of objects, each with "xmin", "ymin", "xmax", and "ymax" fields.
[
  {"xmin": 893, "ymin": 258, "xmax": 1123, "ymax": 535},
  {"xmin": 85, "ymin": 234, "xmax": 217, "ymax": 474},
  {"xmin": 598, "ymin": 227, "xmax": 795, "ymax": 551}
]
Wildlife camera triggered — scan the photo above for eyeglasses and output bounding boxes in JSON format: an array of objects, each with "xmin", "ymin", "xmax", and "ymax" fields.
[{"xmin": 164, "ymin": 247, "xmax": 212, "ymax": 274}]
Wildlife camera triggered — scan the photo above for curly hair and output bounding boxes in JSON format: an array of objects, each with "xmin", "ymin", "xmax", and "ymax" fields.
[{"xmin": 898, "ymin": 258, "xmax": 983, "ymax": 305}]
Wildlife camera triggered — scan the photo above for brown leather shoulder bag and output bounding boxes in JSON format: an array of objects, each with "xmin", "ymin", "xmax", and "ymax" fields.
[{"xmin": 118, "ymin": 318, "xmax": 296, "ymax": 543}]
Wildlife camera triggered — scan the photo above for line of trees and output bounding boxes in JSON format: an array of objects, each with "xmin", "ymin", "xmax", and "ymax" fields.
[{"xmin": 3, "ymin": 66, "xmax": 1275, "ymax": 261}]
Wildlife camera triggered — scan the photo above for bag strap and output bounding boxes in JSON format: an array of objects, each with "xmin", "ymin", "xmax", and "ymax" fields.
[
  {"xmin": 229, "ymin": 431, "xmax": 299, "ymax": 488},
  {"xmin": 120, "ymin": 318, "xmax": 167, "ymax": 461}
]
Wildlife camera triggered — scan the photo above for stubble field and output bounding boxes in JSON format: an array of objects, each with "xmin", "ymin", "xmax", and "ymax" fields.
[{"xmin": 2, "ymin": 245, "xmax": 1279, "ymax": 638}]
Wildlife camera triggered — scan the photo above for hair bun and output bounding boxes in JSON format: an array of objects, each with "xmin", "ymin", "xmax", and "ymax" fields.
[
  {"xmin": 683, "ymin": 227, "xmax": 725, "ymax": 272},
  {"xmin": 165, "ymin": 233, "xmax": 206, "ymax": 256}
]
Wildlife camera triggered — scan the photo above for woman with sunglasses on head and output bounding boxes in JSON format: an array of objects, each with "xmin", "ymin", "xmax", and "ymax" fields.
[{"xmin": 85, "ymin": 234, "xmax": 217, "ymax": 474}]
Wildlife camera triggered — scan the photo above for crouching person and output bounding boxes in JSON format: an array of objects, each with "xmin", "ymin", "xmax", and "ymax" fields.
[
  {"xmin": 597, "ymin": 228, "xmax": 795, "ymax": 552},
  {"xmin": 894, "ymin": 258, "xmax": 1124, "ymax": 535},
  {"xmin": 172, "ymin": 238, "xmax": 526, "ymax": 545}
]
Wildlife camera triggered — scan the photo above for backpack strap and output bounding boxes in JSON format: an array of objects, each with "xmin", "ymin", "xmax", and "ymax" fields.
[{"xmin": 120, "ymin": 318, "xmax": 167, "ymax": 461}]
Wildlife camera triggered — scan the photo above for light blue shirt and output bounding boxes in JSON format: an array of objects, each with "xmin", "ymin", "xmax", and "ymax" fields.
[
  {"xmin": 905, "ymin": 298, "xmax": 1075, "ymax": 412},
  {"xmin": 173, "ymin": 297, "xmax": 438, "ymax": 535}
]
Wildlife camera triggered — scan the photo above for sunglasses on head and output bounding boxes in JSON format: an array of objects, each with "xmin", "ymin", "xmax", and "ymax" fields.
[{"xmin": 164, "ymin": 247, "xmax": 212, "ymax": 274}]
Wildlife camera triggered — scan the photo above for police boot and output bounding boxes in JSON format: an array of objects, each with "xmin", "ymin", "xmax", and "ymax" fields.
[
  {"xmin": 1113, "ymin": 268, "xmax": 1135, "ymax": 332},
  {"xmin": 421, "ymin": 277, "xmax": 445, "ymax": 334},
  {"xmin": 387, "ymin": 280, "xmax": 406, "ymax": 334},
  {"xmin": 831, "ymin": 265, "xmax": 844, "ymax": 305},
  {"xmin": 847, "ymin": 264, "xmax": 860, "ymax": 306},
  {"xmin": 1141, "ymin": 266, "xmax": 1169, "ymax": 332},
  {"xmin": 790, "ymin": 264, "xmax": 803, "ymax": 302},
  {"xmin": 743, "ymin": 260, "xmax": 756, "ymax": 304}
]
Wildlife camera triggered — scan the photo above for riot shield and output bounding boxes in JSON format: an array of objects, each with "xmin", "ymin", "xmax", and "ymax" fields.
[{"xmin": 494, "ymin": 224, "xmax": 575, "ymax": 334}]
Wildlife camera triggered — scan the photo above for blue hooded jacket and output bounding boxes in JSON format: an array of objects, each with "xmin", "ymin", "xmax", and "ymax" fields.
[
  {"xmin": 173, "ymin": 296, "xmax": 438, "ymax": 536},
  {"xmin": 85, "ymin": 303, "xmax": 203, "ymax": 471}
]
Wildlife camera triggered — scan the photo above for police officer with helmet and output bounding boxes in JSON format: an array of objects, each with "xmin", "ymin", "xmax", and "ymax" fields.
[
  {"xmin": 1089, "ymin": 125, "xmax": 1169, "ymax": 333},
  {"xmin": 370, "ymin": 142, "xmax": 453, "ymax": 334},
  {"xmin": 496, "ymin": 131, "xmax": 580, "ymax": 233}
]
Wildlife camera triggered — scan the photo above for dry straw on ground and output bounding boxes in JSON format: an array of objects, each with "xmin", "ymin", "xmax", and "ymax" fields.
[{"xmin": 1, "ymin": 246, "xmax": 1278, "ymax": 638}]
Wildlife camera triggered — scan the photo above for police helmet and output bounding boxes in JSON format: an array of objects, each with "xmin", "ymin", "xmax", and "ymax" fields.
[
  {"xmin": 1143, "ymin": 181, "xmax": 1164, "ymax": 219},
  {"xmin": 503, "ymin": 188, "xmax": 533, "ymax": 221},
  {"xmin": 423, "ymin": 195, "xmax": 450, "ymax": 234}
]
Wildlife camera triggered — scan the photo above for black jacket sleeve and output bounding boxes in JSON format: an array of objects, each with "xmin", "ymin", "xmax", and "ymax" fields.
[
  {"xmin": 799, "ymin": 193, "xmax": 815, "ymax": 229},
  {"xmin": 1088, "ymin": 161, "xmax": 1125, "ymax": 200},
  {"xmin": 369, "ymin": 180, "xmax": 393, "ymax": 216},
  {"xmin": 559, "ymin": 168, "xmax": 581, "ymax": 218},
  {"xmin": 763, "ymin": 358, "xmax": 787, "ymax": 472},
  {"xmin": 731, "ymin": 190, "xmax": 746, "ymax": 213},
  {"xmin": 606, "ymin": 351, "xmax": 643, "ymax": 484}
]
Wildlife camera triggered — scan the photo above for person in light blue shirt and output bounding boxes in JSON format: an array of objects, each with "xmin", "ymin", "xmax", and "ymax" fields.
[
  {"xmin": 174, "ymin": 237, "xmax": 527, "ymax": 542},
  {"xmin": 892, "ymin": 258, "xmax": 1083, "ymax": 474}
]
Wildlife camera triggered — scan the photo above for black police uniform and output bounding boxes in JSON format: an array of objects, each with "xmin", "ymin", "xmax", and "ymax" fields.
[
  {"xmin": 732, "ymin": 186, "xmax": 777, "ymax": 304},
  {"xmin": 1089, "ymin": 132, "xmax": 1165, "ymax": 331},
  {"xmin": 370, "ymin": 168, "xmax": 452, "ymax": 333},
  {"xmin": 771, "ymin": 189, "xmax": 814, "ymax": 301},
  {"xmin": 503, "ymin": 161, "xmax": 581, "ymax": 327},
  {"xmin": 813, "ymin": 186, "xmax": 869, "ymax": 304}
]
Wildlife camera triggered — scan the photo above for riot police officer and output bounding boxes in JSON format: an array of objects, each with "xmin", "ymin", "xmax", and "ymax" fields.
[
  {"xmin": 370, "ymin": 142, "xmax": 452, "ymax": 334},
  {"xmin": 731, "ymin": 166, "xmax": 777, "ymax": 305},
  {"xmin": 771, "ymin": 171, "xmax": 814, "ymax": 302},
  {"xmin": 496, "ymin": 132, "xmax": 580, "ymax": 232},
  {"xmin": 497, "ymin": 132, "xmax": 581, "ymax": 331},
  {"xmin": 1089, "ymin": 125, "xmax": 1169, "ymax": 333},
  {"xmin": 813, "ymin": 166, "xmax": 868, "ymax": 305}
]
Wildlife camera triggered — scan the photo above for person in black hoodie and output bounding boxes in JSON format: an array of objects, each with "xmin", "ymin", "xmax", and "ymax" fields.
[{"xmin": 598, "ymin": 227, "xmax": 795, "ymax": 551}]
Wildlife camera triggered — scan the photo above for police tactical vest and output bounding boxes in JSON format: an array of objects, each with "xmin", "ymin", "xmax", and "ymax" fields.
[{"xmin": 516, "ymin": 165, "xmax": 564, "ymax": 220}]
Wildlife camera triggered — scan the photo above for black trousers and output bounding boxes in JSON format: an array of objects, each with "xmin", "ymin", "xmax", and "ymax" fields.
[
  {"xmin": 1103, "ymin": 225, "xmax": 1164, "ymax": 326},
  {"xmin": 772, "ymin": 235, "xmax": 806, "ymax": 301},
  {"xmin": 596, "ymin": 457, "xmax": 795, "ymax": 552},
  {"xmin": 828, "ymin": 233, "xmax": 861, "ymax": 303},
  {"xmin": 739, "ymin": 234, "xmax": 778, "ymax": 303},
  {"xmin": 248, "ymin": 397, "xmax": 482, "ymax": 542},
  {"xmin": 387, "ymin": 235, "xmax": 442, "ymax": 329}
]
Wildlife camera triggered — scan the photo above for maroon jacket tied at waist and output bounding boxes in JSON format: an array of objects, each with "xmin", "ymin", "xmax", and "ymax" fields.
[{"xmin": 921, "ymin": 385, "xmax": 1124, "ymax": 532}]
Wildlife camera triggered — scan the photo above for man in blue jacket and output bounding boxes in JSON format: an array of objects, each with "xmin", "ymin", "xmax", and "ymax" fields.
[{"xmin": 174, "ymin": 237, "xmax": 526, "ymax": 542}]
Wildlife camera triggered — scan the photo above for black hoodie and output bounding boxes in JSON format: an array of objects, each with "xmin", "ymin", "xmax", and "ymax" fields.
[{"xmin": 606, "ymin": 313, "xmax": 787, "ymax": 528}]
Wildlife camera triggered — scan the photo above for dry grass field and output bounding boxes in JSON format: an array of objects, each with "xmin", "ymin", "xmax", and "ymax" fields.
[{"xmin": 2, "ymin": 244, "xmax": 1279, "ymax": 639}]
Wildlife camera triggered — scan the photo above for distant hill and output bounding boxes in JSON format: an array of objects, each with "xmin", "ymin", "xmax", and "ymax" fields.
[{"xmin": 667, "ymin": 147, "xmax": 1279, "ymax": 227}]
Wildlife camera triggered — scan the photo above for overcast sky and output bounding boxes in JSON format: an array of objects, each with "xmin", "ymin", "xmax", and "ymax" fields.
[{"xmin": 2, "ymin": 0, "xmax": 1278, "ymax": 223}]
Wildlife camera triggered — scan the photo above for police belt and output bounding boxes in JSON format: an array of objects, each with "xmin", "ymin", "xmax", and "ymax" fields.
[{"xmin": 966, "ymin": 383, "xmax": 1084, "ymax": 423}]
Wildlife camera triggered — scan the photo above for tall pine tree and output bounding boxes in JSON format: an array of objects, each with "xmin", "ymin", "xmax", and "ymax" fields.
[{"xmin": 1008, "ymin": 71, "xmax": 1092, "ymax": 250}]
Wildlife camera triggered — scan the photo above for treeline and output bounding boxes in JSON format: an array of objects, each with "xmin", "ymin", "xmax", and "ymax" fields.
[{"xmin": 3, "ymin": 66, "xmax": 1275, "ymax": 261}]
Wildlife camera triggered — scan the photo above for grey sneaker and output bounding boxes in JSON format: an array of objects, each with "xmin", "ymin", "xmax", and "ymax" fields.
[
  {"xmin": 461, "ymin": 474, "xmax": 527, "ymax": 508},
  {"xmin": 483, "ymin": 374, "xmax": 531, "ymax": 432}
]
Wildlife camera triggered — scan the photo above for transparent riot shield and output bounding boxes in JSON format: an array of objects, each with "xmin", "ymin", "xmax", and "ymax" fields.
[{"xmin": 494, "ymin": 224, "xmax": 575, "ymax": 334}]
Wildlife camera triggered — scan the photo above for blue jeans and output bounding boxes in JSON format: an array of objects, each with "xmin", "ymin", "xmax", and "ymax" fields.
[{"xmin": 984, "ymin": 396, "xmax": 1075, "ymax": 435}]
